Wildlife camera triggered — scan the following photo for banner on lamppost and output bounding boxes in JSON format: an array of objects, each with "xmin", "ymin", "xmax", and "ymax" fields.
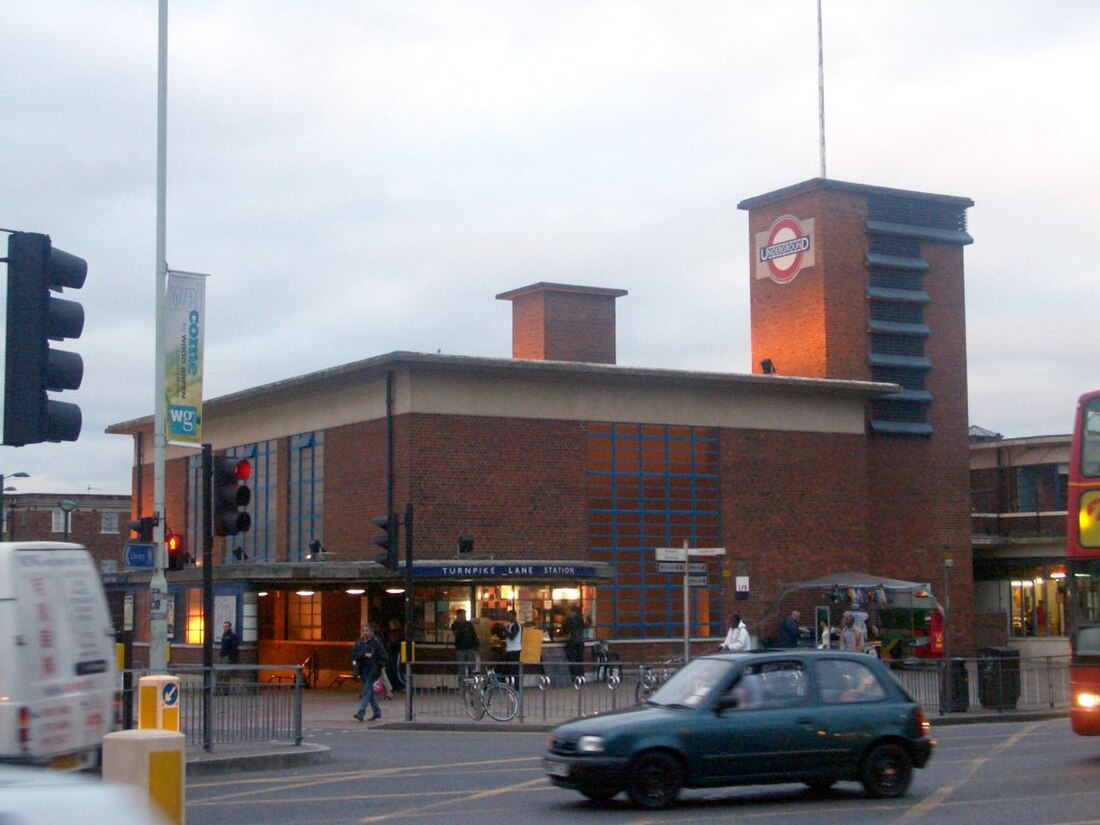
[{"xmin": 164, "ymin": 270, "xmax": 208, "ymax": 445}]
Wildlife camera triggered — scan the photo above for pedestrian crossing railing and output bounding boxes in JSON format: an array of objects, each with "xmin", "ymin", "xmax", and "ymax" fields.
[{"xmin": 120, "ymin": 665, "xmax": 305, "ymax": 749}]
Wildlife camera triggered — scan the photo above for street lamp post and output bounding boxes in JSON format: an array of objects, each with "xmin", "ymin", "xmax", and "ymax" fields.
[
  {"xmin": 58, "ymin": 498, "xmax": 78, "ymax": 542},
  {"xmin": 0, "ymin": 472, "xmax": 30, "ymax": 540}
]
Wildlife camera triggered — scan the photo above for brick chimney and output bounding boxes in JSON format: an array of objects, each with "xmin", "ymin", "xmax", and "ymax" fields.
[{"xmin": 496, "ymin": 282, "xmax": 627, "ymax": 364}]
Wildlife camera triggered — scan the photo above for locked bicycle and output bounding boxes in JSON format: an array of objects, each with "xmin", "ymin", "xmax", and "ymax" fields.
[
  {"xmin": 635, "ymin": 657, "xmax": 685, "ymax": 703},
  {"xmin": 461, "ymin": 669, "xmax": 519, "ymax": 721}
]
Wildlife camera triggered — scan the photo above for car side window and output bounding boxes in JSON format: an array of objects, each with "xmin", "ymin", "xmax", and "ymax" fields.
[
  {"xmin": 816, "ymin": 660, "xmax": 887, "ymax": 704},
  {"xmin": 724, "ymin": 661, "xmax": 809, "ymax": 710}
]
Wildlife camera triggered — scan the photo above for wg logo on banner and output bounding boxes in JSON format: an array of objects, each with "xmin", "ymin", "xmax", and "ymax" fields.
[{"xmin": 168, "ymin": 405, "xmax": 199, "ymax": 436}]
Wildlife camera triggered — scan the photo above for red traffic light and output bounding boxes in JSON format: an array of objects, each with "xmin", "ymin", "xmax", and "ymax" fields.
[
  {"xmin": 233, "ymin": 458, "xmax": 252, "ymax": 482},
  {"xmin": 213, "ymin": 454, "xmax": 252, "ymax": 537},
  {"xmin": 166, "ymin": 530, "xmax": 188, "ymax": 570}
]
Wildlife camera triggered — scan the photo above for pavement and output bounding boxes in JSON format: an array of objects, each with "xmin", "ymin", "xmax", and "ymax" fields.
[{"xmin": 184, "ymin": 685, "xmax": 1071, "ymax": 776}]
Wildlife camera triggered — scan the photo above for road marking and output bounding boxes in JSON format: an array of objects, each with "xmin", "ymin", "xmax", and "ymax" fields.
[
  {"xmin": 188, "ymin": 755, "xmax": 543, "ymax": 803},
  {"xmin": 894, "ymin": 721, "xmax": 1039, "ymax": 824},
  {"xmin": 356, "ymin": 776, "xmax": 549, "ymax": 823}
]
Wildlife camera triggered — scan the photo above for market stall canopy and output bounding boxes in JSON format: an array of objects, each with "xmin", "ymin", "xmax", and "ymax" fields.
[{"xmin": 762, "ymin": 570, "xmax": 940, "ymax": 621}]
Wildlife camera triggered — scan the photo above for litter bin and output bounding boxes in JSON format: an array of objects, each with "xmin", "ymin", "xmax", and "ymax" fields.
[
  {"xmin": 940, "ymin": 658, "xmax": 969, "ymax": 713},
  {"xmin": 978, "ymin": 646, "xmax": 1020, "ymax": 710}
]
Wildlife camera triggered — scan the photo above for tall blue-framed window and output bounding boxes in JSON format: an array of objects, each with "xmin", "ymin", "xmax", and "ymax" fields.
[
  {"xmin": 289, "ymin": 432, "xmax": 324, "ymax": 562},
  {"xmin": 587, "ymin": 423, "xmax": 721, "ymax": 640},
  {"xmin": 188, "ymin": 441, "xmax": 278, "ymax": 563}
]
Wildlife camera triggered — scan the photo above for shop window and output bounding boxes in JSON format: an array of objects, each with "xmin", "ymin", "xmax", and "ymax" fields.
[{"xmin": 1007, "ymin": 564, "xmax": 1066, "ymax": 637}]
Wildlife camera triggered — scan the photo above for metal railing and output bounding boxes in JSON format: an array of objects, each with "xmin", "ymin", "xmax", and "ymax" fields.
[
  {"xmin": 394, "ymin": 660, "xmax": 678, "ymax": 722},
  {"xmin": 120, "ymin": 665, "xmax": 305, "ymax": 749},
  {"xmin": 392, "ymin": 654, "xmax": 1070, "ymax": 722},
  {"xmin": 887, "ymin": 654, "xmax": 1070, "ymax": 715}
]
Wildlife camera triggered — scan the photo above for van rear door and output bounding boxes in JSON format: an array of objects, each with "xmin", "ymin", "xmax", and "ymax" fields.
[{"xmin": 0, "ymin": 543, "xmax": 117, "ymax": 768}]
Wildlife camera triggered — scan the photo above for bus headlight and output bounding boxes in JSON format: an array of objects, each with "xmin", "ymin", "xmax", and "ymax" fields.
[{"xmin": 1075, "ymin": 691, "xmax": 1100, "ymax": 709}]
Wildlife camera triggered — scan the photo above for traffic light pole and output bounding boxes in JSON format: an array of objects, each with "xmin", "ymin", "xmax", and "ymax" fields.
[
  {"xmin": 201, "ymin": 444, "xmax": 214, "ymax": 752},
  {"xmin": 404, "ymin": 501, "xmax": 414, "ymax": 722}
]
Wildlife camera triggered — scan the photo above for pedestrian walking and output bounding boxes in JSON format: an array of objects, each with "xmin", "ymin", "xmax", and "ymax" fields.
[{"xmin": 352, "ymin": 624, "xmax": 388, "ymax": 722}]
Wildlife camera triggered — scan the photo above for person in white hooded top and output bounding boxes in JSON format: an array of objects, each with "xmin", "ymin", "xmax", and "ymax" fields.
[{"xmin": 719, "ymin": 613, "xmax": 751, "ymax": 652}]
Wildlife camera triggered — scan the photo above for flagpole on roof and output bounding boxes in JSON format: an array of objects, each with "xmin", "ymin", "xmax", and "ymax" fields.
[{"xmin": 817, "ymin": 0, "xmax": 827, "ymax": 178}]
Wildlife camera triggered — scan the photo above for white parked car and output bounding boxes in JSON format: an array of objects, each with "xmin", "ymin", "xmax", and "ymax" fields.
[{"xmin": 0, "ymin": 765, "xmax": 169, "ymax": 825}]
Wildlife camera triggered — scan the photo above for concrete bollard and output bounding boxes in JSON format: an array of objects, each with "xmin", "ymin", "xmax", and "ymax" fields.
[
  {"xmin": 138, "ymin": 674, "xmax": 181, "ymax": 731},
  {"xmin": 103, "ymin": 728, "xmax": 186, "ymax": 825}
]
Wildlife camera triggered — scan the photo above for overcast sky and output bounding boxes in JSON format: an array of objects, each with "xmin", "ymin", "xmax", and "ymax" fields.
[{"xmin": 2, "ymin": 1, "xmax": 1095, "ymax": 495}]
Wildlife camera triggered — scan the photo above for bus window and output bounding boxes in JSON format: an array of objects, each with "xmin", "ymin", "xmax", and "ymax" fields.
[{"xmin": 1073, "ymin": 626, "xmax": 1100, "ymax": 657}]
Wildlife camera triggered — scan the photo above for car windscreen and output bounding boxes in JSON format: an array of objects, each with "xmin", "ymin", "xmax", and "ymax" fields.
[{"xmin": 648, "ymin": 658, "xmax": 734, "ymax": 708}]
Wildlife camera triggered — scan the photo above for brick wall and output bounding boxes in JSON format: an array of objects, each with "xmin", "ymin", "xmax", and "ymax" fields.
[{"xmin": 720, "ymin": 429, "xmax": 870, "ymax": 623}]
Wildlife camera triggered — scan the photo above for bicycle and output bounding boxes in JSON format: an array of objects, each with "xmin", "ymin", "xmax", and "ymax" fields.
[
  {"xmin": 461, "ymin": 669, "xmax": 519, "ymax": 721},
  {"xmin": 635, "ymin": 657, "xmax": 685, "ymax": 703}
]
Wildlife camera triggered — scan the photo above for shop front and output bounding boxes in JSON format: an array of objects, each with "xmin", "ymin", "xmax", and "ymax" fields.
[{"xmin": 110, "ymin": 560, "xmax": 611, "ymax": 685}]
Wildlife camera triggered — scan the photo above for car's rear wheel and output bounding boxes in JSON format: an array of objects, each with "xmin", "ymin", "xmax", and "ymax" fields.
[
  {"xmin": 804, "ymin": 778, "xmax": 837, "ymax": 792},
  {"xmin": 860, "ymin": 743, "xmax": 913, "ymax": 798},
  {"xmin": 580, "ymin": 787, "xmax": 619, "ymax": 804},
  {"xmin": 626, "ymin": 751, "xmax": 682, "ymax": 810}
]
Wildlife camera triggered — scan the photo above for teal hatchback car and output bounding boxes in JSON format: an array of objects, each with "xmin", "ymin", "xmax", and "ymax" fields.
[{"xmin": 544, "ymin": 649, "xmax": 933, "ymax": 809}]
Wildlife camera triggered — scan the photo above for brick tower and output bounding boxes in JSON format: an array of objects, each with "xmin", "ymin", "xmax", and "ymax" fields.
[{"xmin": 738, "ymin": 177, "xmax": 977, "ymax": 653}]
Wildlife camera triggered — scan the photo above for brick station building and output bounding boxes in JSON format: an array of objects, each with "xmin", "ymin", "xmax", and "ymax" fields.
[{"xmin": 107, "ymin": 177, "xmax": 975, "ymax": 680}]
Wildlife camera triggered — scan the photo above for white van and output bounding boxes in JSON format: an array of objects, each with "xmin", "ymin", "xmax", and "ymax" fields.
[{"xmin": 0, "ymin": 542, "xmax": 118, "ymax": 770}]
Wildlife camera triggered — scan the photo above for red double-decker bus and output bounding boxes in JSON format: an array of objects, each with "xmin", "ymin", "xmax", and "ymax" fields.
[{"xmin": 1068, "ymin": 390, "xmax": 1100, "ymax": 734}]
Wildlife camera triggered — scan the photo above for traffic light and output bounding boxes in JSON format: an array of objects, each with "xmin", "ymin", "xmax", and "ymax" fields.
[
  {"xmin": 213, "ymin": 455, "xmax": 252, "ymax": 537},
  {"xmin": 165, "ymin": 531, "xmax": 187, "ymax": 570},
  {"xmin": 373, "ymin": 512, "xmax": 399, "ymax": 571},
  {"xmin": 128, "ymin": 515, "xmax": 158, "ymax": 542},
  {"xmin": 3, "ymin": 231, "xmax": 87, "ymax": 446}
]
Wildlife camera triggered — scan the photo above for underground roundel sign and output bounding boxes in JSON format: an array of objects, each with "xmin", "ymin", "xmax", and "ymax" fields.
[{"xmin": 754, "ymin": 214, "xmax": 816, "ymax": 284}]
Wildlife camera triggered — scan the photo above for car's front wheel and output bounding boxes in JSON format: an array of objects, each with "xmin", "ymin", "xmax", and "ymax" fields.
[
  {"xmin": 860, "ymin": 742, "xmax": 913, "ymax": 798},
  {"xmin": 626, "ymin": 751, "xmax": 683, "ymax": 810}
]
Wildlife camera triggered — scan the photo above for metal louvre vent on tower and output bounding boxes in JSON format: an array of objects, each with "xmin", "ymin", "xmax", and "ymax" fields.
[{"xmin": 864, "ymin": 195, "xmax": 972, "ymax": 437}]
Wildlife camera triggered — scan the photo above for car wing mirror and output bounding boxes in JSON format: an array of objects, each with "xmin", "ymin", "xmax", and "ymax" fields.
[{"xmin": 716, "ymin": 695, "xmax": 740, "ymax": 712}]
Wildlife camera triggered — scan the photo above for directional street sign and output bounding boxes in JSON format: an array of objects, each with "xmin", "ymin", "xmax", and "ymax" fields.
[
  {"xmin": 125, "ymin": 542, "xmax": 156, "ymax": 569},
  {"xmin": 688, "ymin": 575, "xmax": 709, "ymax": 586},
  {"xmin": 655, "ymin": 547, "xmax": 687, "ymax": 562},
  {"xmin": 688, "ymin": 547, "xmax": 727, "ymax": 556},
  {"xmin": 657, "ymin": 562, "xmax": 708, "ymax": 574}
]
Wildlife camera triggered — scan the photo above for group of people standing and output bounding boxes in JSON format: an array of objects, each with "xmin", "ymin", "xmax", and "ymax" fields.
[
  {"xmin": 719, "ymin": 605, "xmax": 873, "ymax": 652},
  {"xmin": 450, "ymin": 604, "xmax": 588, "ymax": 682}
]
